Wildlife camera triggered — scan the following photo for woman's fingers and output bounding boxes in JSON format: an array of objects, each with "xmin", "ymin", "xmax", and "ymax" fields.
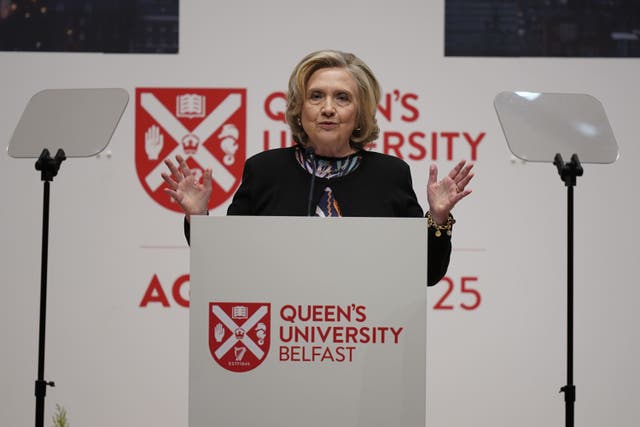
[
  {"xmin": 164, "ymin": 157, "xmax": 183, "ymax": 182},
  {"xmin": 161, "ymin": 172, "xmax": 178, "ymax": 190}
]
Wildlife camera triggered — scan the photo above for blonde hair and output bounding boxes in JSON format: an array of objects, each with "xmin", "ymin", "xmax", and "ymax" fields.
[{"xmin": 285, "ymin": 50, "xmax": 381, "ymax": 150}]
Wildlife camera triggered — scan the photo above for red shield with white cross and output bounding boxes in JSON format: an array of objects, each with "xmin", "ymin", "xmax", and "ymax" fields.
[
  {"xmin": 135, "ymin": 88, "xmax": 246, "ymax": 212},
  {"xmin": 209, "ymin": 302, "xmax": 271, "ymax": 373}
]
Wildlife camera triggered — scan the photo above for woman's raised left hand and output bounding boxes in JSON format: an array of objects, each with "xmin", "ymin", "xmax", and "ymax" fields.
[{"xmin": 427, "ymin": 160, "xmax": 474, "ymax": 224}]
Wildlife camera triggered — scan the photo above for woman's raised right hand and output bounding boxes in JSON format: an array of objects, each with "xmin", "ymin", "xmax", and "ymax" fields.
[{"xmin": 162, "ymin": 155, "xmax": 212, "ymax": 221}]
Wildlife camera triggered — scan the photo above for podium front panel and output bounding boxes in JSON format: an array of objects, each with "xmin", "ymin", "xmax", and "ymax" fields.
[{"xmin": 189, "ymin": 216, "xmax": 427, "ymax": 427}]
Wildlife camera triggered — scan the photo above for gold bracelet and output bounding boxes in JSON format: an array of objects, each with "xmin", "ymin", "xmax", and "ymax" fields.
[{"xmin": 425, "ymin": 211, "xmax": 455, "ymax": 237}]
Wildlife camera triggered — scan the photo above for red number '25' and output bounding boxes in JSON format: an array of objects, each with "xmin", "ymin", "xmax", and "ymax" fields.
[{"xmin": 433, "ymin": 276, "xmax": 481, "ymax": 310}]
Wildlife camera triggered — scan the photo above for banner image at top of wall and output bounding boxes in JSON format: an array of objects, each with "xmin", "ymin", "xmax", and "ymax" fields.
[{"xmin": 0, "ymin": 0, "xmax": 179, "ymax": 53}]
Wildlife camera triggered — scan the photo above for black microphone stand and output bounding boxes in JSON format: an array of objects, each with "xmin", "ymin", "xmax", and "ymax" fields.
[
  {"xmin": 33, "ymin": 148, "xmax": 66, "ymax": 427},
  {"xmin": 306, "ymin": 147, "xmax": 317, "ymax": 216},
  {"xmin": 553, "ymin": 153, "xmax": 583, "ymax": 427}
]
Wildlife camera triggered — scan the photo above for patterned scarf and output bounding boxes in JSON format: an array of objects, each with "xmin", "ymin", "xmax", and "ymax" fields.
[{"xmin": 295, "ymin": 146, "xmax": 362, "ymax": 217}]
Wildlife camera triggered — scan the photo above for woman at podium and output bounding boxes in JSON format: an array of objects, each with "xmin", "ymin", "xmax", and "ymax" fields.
[{"xmin": 162, "ymin": 50, "xmax": 473, "ymax": 285}]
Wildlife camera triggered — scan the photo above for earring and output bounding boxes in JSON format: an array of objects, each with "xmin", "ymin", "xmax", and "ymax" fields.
[{"xmin": 297, "ymin": 116, "xmax": 302, "ymax": 126}]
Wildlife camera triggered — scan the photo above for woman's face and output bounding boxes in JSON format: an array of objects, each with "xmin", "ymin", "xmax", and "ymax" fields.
[{"xmin": 300, "ymin": 67, "xmax": 359, "ymax": 157}]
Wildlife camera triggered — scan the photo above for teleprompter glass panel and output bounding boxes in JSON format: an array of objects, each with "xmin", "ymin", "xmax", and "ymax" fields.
[
  {"xmin": 8, "ymin": 88, "xmax": 129, "ymax": 158},
  {"xmin": 494, "ymin": 91, "xmax": 619, "ymax": 164}
]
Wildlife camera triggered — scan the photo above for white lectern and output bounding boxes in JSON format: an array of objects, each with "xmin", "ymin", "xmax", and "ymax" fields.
[{"xmin": 189, "ymin": 216, "xmax": 427, "ymax": 427}]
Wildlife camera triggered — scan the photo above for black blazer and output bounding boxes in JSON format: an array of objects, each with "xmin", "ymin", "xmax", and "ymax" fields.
[{"xmin": 185, "ymin": 146, "xmax": 451, "ymax": 285}]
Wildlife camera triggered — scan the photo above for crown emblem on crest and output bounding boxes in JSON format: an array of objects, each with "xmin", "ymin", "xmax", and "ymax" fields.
[
  {"xmin": 234, "ymin": 328, "xmax": 246, "ymax": 339},
  {"xmin": 181, "ymin": 134, "xmax": 200, "ymax": 154}
]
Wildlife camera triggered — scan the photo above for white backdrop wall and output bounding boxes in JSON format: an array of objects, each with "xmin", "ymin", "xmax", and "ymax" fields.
[{"xmin": 1, "ymin": 1, "xmax": 639, "ymax": 426}]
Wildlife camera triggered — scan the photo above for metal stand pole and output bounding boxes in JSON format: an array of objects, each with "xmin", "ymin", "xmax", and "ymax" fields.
[
  {"xmin": 33, "ymin": 148, "xmax": 66, "ymax": 427},
  {"xmin": 554, "ymin": 153, "xmax": 583, "ymax": 427}
]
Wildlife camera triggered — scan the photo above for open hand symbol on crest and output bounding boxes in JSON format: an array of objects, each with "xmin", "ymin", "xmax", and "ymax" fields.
[
  {"xmin": 214, "ymin": 323, "xmax": 225, "ymax": 342},
  {"xmin": 145, "ymin": 125, "xmax": 164, "ymax": 160}
]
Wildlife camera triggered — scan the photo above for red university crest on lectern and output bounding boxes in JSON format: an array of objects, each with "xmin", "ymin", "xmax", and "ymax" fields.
[
  {"xmin": 209, "ymin": 302, "xmax": 271, "ymax": 373},
  {"xmin": 135, "ymin": 88, "xmax": 246, "ymax": 212}
]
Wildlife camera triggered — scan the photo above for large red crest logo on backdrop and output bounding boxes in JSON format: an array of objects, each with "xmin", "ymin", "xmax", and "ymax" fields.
[
  {"xmin": 209, "ymin": 302, "xmax": 271, "ymax": 373},
  {"xmin": 135, "ymin": 88, "xmax": 246, "ymax": 212}
]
